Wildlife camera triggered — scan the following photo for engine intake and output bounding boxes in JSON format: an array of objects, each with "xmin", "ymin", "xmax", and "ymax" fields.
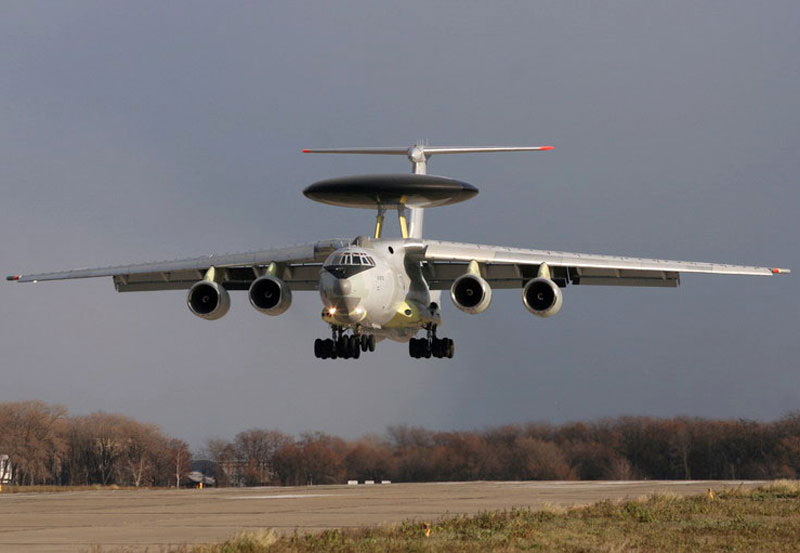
[
  {"xmin": 522, "ymin": 277, "xmax": 563, "ymax": 318},
  {"xmin": 248, "ymin": 275, "xmax": 292, "ymax": 316},
  {"xmin": 187, "ymin": 280, "xmax": 230, "ymax": 320},
  {"xmin": 450, "ymin": 273, "xmax": 492, "ymax": 314}
]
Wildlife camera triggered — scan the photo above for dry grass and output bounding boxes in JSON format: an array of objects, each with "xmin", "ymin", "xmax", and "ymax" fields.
[
  {"xmin": 100, "ymin": 481, "xmax": 800, "ymax": 552},
  {"xmin": 1, "ymin": 484, "xmax": 161, "ymax": 494}
]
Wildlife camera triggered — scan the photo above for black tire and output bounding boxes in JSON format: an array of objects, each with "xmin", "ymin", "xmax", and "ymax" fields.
[
  {"xmin": 368, "ymin": 334, "xmax": 376, "ymax": 352},
  {"xmin": 360, "ymin": 335, "xmax": 369, "ymax": 352},
  {"xmin": 350, "ymin": 335, "xmax": 361, "ymax": 359},
  {"xmin": 447, "ymin": 338, "xmax": 454, "ymax": 358},
  {"xmin": 326, "ymin": 339, "xmax": 337, "ymax": 359},
  {"xmin": 409, "ymin": 338, "xmax": 418, "ymax": 358},
  {"xmin": 423, "ymin": 340, "xmax": 432, "ymax": 359},
  {"xmin": 432, "ymin": 338, "xmax": 443, "ymax": 358},
  {"xmin": 314, "ymin": 338, "xmax": 323, "ymax": 358},
  {"xmin": 338, "ymin": 336, "xmax": 349, "ymax": 359}
]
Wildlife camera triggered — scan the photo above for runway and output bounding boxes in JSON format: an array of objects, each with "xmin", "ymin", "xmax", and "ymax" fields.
[{"xmin": 0, "ymin": 480, "xmax": 764, "ymax": 552}]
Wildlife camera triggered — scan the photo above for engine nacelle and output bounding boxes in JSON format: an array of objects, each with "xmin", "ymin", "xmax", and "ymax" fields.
[
  {"xmin": 248, "ymin": 275, "xmax": 292, "ymax": 316},
  {"xmin": 187, "ymin": 280, "xmax": 230, "ymax": 320},
  {"xmin": 522, "ymin": 277, "xmax": 563, "ymax": 318},
  {"xmin": 450, "ymin": 273, "xmax": 492, "ymax": 314}
]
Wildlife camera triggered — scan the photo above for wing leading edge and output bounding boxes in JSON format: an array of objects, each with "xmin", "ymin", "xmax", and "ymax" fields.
[
  {"xmin": 6, "ymin": 239, "xmax": 349, "ymax": 292},
  {"xmin": 415, "ymin": 239, "xmax": 790, "ymax": 290}
]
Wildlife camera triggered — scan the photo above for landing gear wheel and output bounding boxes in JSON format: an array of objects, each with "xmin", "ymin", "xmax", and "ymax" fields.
[
  {"xmin": 337, "ymin": 336, "xmax": 349, "ymax": 359},
  {"xmin": 360, "ymin": 335, "xmax": 369, "ymax": 352},
  {"xmin": 314, "ymin": 338, "xmax": 324, "ymax": 359},
  {"xmin": 409, "ymin": 338, "xmax": 419, "ymax": 358},
  {"xmin": 368, "ymin": 335, "xmax": 376, "ymax": 352},
  {"xmin": 423, "ymin": 340, "xmax": 432, "ymax": 358},
  {"xmin": 431, "ymin": 337, "xmax": 443, "ymax": 358},
  {"xmin": 350, "ymin": 335, "xmax": 361, "ymax": 359},
  {"xmin": 447, "ymin": 338, "xmax": 455, "ymax": 358}
]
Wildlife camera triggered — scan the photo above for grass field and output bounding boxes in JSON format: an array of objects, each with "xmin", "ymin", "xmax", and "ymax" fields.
[
  {"xmin": 1, "ymin": 484, "xmax": 156, "ymax": 493},
  {"xmin": 166, "ymin": 481, "xmax": 800, "ymax": 553}
]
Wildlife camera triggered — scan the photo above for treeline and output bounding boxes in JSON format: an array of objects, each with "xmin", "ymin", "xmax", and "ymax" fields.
[
  {"xmin": 3, "ymin": 400, "xmax": 800, "ymax": 487},
  {"xmin": 0, "ymin": 401, "xmax": 190, "ymax": 486},
  {"xmin": 209, "ymin": 414, "xmax": 800, "ymax": 486}
]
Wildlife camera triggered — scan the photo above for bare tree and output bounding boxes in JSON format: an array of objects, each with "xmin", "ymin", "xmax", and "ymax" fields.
[
  {"xmin": 206, "ymin": 438, "xmax": 237, "ymax": 486},
  {"xmin": 168, "ymin": 439, "xmax": 191, "ymax": 488},
  {"xmin": 234, "ymin": 429, "xmax": 291, "ymax": 485},
  {"xmin": 0, "ymin": 401, "xmax": 67, "ymax": 485}
]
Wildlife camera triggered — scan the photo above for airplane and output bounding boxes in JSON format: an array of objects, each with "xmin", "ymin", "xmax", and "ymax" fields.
[{"xmin": 7, "ymin": 144, "xmax": 790, "ymax": 360}]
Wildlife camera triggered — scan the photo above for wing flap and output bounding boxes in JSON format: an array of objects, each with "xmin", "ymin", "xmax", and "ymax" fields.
[
  {"xmin": 571, "ymin": 267, "xmax": 679, "ymax": 287},
  {"xmin": 113, "ymin": 264, "xmax": 323, "ymax": 292},
  {"xmin": 422, "ymin": 261, "xmax": 677, "ymax": 289}
]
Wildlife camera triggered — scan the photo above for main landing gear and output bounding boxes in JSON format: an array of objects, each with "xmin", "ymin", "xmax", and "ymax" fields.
[
  {"xmin": 314, "ymin": 326, "xmax": 376, "ymax": 360},
  {"xmin": 409, "ymin": 325, "xmax": 454, "ymax": 359}
]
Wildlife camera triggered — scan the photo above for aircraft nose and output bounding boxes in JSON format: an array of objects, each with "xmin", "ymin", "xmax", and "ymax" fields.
[
  {"xmin": 332, "ymin": 278, "xmax": 352, "ymax": 296},
  {"xmin": 335, "ymin": 296, "xmax": 360, "ymax": 313},
  {"xmin": 322, "ymin": 296, "xmax": 366, "ymax": 324}
]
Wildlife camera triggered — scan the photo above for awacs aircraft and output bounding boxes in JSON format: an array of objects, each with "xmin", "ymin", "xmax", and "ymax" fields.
[{"xmin": 7, "ymin": 145, "xmax": 790, "ymax": 360}]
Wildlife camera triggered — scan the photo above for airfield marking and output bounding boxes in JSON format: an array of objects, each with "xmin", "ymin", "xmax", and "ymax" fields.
[{"xmin": 228, "ymin": 493, "xmax": 336, "ymax": 499}]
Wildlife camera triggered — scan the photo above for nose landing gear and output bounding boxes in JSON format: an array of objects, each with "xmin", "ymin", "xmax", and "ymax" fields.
[
  {"xmin": 409, "ymin": 325, "xmax": 454, "ymax": 359},
  {"xmin": 314, "ymin": 326, "xmax": 376, "ymax": 359}
]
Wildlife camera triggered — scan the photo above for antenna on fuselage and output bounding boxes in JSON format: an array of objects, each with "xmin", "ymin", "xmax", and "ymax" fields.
[{"xmin": 302, "ymin": 143, "xmax": 554, "ymax": 239}]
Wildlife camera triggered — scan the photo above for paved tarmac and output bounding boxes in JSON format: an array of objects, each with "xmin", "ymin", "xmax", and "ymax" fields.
[{"xmin": 0, "ymin": 480, "xmax": 763, "ymax": 552}]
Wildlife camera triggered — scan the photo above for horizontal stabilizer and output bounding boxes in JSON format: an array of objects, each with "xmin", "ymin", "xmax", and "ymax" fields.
[{"xmin": 303, "ymin": 145, "xmax": 554, "ymax": 158}]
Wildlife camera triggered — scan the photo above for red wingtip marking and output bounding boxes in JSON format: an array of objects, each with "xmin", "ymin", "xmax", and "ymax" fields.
[
  {"xmin": 772, "ymin": 268, "xmax": 780, "ymax": 274},
  {"xmin": 7, "ymin": 275, "xmax": 20, "ymax": 281},
  {"xmin": 540, "ymin": 146, "xmax": 555, "ymax": 151},
  {"xmin": 302, "ymin": 149, "xmax": 310, "ymax": 153}
]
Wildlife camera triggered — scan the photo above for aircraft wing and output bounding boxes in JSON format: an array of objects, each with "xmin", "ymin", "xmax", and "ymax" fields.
[
  {"xmin": 415, "ymin": 239, "xmax": 790, "ymax": 289},
  {"xmin": 6, "ymin": 239, "xmax": 349, "ymax": 292}
]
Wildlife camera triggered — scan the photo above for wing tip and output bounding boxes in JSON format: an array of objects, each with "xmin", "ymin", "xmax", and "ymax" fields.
[
  {"xmin": 302, "ymin": 149, "xmax": 311, "ymax": 153},
  {"xmin": 771, "ymin": 268, "xmax": 791, "ymax": 275},
  {"xmin": 6, "ymin": 275, "xmax": 20, "ymax": 281},
  {"xmin": 540, "ymin": 146, "xmax": 555, "ymax": 151}
]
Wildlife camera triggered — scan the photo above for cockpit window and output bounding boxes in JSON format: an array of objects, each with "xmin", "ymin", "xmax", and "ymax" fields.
[{"xmin": 326, "ymin": 251, "xmax": 376, "ymax": 267}]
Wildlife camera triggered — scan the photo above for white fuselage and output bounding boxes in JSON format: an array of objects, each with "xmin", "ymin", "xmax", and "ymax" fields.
[{"xmin": 318, "ymin": 240, "xmax": 442, "ymax": 341}]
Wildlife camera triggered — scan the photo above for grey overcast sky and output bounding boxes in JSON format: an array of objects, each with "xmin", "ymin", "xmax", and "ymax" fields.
[{"xmin": 1, "ymin": 1, "xmax": 798, "ymax": 449}]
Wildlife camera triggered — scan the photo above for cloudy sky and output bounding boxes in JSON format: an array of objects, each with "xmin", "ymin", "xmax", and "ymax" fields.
[{"xmin": 1, "ymin": 2, "xmax": 797, "ymax": 449}]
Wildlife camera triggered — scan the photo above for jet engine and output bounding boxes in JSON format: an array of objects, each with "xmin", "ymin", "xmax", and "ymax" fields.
[
  {"xmin": 450, "ymin": 273, "xmax": 492, "ymax": 314},
  {"xmin": 522, "ymin": 277, "xmax": 563, "ymax": 318},
  {"xmin": 248, "ymin": 275, "xmax": 292, "ymax": 316},
  {"xmin": 187, "ymin": 280, "xmax": 230, "ymax": 320}
]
